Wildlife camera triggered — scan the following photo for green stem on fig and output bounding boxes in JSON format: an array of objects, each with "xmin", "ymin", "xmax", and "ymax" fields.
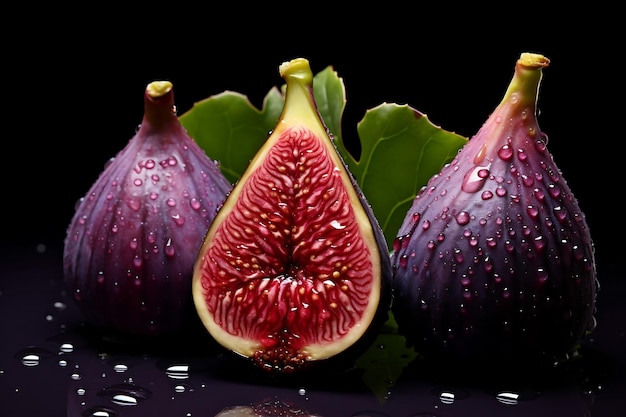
[
  {"xmin": 278, "ymin": 58, "xmax": 327, "ymax": 134},
  {"xmin": 147, "ymin": 81, "xmax": 173, "ymax": 98},
  {"xmin": 502, "ymin": 52, "xmax": 550, "ymax": 110}
]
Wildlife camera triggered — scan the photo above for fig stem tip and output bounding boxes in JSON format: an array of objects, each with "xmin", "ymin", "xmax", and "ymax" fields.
[
  {"xmin": 147, "ymin": 81, "xmax": 173, "ymax": 98},
  {"xmin": 518, "ymin": 53, "xmax": 550, "ymax": 69}
]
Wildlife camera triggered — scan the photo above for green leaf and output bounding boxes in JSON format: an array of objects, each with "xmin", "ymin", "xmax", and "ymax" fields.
[
  {"xmin": 179, "ymin": 88, "xmax": 284, "ymax": 184},
  {"xmin": 179, "ymin": 65, "xmax": 467, "ymax": 247},
  {"xmin": 354, "ymin": 312, "xmax": 418, "ymax": 403},
  {"xmin": 179, "ymin": 67, "xmax": 344, "ymax": 184},
  {"xmin": 334, "ymin": 104, "xmax": 468, "ymax": 247},
  {"xmin": 312, "ymin": 66, "xmax": 345, "ymax": 144}
]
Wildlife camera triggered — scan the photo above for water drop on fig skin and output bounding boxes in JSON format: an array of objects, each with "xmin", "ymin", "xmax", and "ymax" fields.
[{"xmin": 390, "ymin": 53, "xmax": 598, "ymax": 366}]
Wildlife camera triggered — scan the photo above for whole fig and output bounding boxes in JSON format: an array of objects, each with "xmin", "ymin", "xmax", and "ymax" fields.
[
  {"xmin": 390, "ymin": 53, "xmax": 597, "ymax": 364},
  {"xmin": 192, "ymin": 58, "xmax": 392, "ymax": 374},
  {"xmin": 63, "ymin": 81, "xmax": 232, "ymax": 339}
]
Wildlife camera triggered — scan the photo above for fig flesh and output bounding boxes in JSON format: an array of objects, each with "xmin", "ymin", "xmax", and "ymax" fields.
[
  {"xmin": 390, "ymin": 53, "xmax": 597, "ymax": 364},
  {"xmin": 192, "ymin": 58, "xmax": 392, "ymax": 374},
  {"xmin": 63, "ymin": 81, "xmax": 232, "ymax": 339}
]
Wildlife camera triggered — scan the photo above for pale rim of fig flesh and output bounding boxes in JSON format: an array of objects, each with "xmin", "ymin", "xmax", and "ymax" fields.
[{"xmin": 192, "ymin": 58, "xmax": 382, "ymax": 364}]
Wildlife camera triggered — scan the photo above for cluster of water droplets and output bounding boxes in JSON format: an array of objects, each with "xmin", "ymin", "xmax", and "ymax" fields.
[{"xmin": 0, "ymin": 286, "xmax": 605, "ymax": 417}]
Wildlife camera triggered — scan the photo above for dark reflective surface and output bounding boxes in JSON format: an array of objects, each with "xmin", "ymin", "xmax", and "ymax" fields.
[{"xmin": 1, "ymin": 243, "xmax": 624, "ymax": 417}]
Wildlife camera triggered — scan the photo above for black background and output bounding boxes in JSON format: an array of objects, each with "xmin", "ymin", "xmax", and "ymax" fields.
[
  {"xmin": 1, "ymin": 7, "xmax": 624, "ymax": 417},
  {"xmin": 4, "ymin": 7, "xmax": 619, "ymax": 268}
]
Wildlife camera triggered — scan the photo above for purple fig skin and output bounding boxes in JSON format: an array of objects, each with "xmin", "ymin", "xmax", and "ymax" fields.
[
  {"xmin": 390, "ymin": 53, "xmax": 598, "ymax": 363},
  {"xmin": 63, "ymin": 81, "xmax": 233, "ymax": 339}
]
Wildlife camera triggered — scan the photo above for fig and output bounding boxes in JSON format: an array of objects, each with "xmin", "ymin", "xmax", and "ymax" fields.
[
  {"xmin": 63, "ymin": 81, "xmax": 232, "ymax": 339},
  {"xmin": 192, "ymin": 58, "xmax": 392, "ymax": 374},
  {"xmin": 390, "ymin": 53, "xmax": 597, "ymax": 364}
]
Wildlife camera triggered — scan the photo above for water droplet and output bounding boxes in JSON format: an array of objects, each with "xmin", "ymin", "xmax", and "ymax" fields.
[
  {"xmin": 473, "ymin": 143, "xmax": 487, "ymax": 164},
  {"xmin": 60, "ymin": 343, "xmax": 74, "ymax": 353},
  {"xmin": 462, "ymin": 165, "xmax": 490, "ymax": 193},
  {"xmin": 517, "ymin": 148, "xmax": 528, "ymax": 162},
  {"xmin": 330, "ymin": 220, "xmax": 346, "ymax": 229},
  {"xmin": 455, "ymin": 211, "xmax": 470, "ymax": 225},
  {"xmin": 495, "ymin": 388, "xmax": 540, "ymax": 405},
  {"xmin": 126, "ymin": 198, "xmax": 141, "ymax": 211},
  {"xmin": 548, "ymin": 183, "xmax": 562, "ymax": 199},
  {"xmin": 392, "ymin": 237, "xmax": 401, "ymax": 253},
  {"xmin": 190, "ymin": 197, "xmax": 202, "ymax": 210},
  {"xmin": 481, "ymin": 190, "xmax": 493, "ymax": 200},
  {"xmin": 98, "ymin": 383, "xmax": 152, "ymax": 406},
  {"xmin": 526, "ymin": 205, "xmax": 539, "ymax": 219},
  {"xmin": 164, "ymin": 364, "xmax": 190, "ymax": 380},
  {"xmin": 533, "ymin": 235, "xmax": 546, "ymax": 251},
  {"xmin": 165, "ymin": 239, "xmax": 175, "ymax": 257},
  {"xmin": 537, "ymin": 269, "xmax": 548, "ymax": 284},
  {"xmin": 82, "ymin": 406, "xmax": 119, "ymax": 417},
  {"xmin": 16, "ymin": 347, "xmax": 55, "ymax": 367},
  {"xmin": 498, "ymin": 145, "xmax": 513, "ymax": 161},
  {"xmin": 114, "ymin": 364, "xmax": 128, "ymax": 373}
]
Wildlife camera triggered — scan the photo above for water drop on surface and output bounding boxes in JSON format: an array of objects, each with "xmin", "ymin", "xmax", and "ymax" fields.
[
  {"xmin": 164, "ymin": 364, "xmax": 190, "ymax": 380},
  {"xmin": 98, "ymin": 383, "xmax": 152, "ymax": 406},
  {"xmin": 60, "ymin": 343, "xmax": 74, "ymax": 353},
  {"xmin": 114, "ymin": 364, "xmax": 128, "ymax": 373},
  {"xmin": 16, "ymin": 347, "xmax": 55, "ymax": 367},
  {"xmin": 495, "ymin": 388, "xmax": 540, "ymax": 405},
  {"xmin": 439, "ymin": 390, "xmax": 455, "ymax": 404},
  {"xmin": 82, "ymin": 406, "xmax": 119, "ymax": 417},
  {"xmin": 53, "ymin": 301, "xmax": 67, "ymax": 310}
]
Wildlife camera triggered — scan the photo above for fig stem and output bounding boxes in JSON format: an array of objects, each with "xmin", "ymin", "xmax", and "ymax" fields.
[
  {"xmin": 147, "ymin": 81, "xmax": 173, "ymax": 98},
  {"xmin": 277, "ymin": 58, "xmax": 326, "ymax": 133},
  {"xmin": 142, "ymin": 80, "xmax": 177, "ymax": 130},
  {"xmin": 502, "ymin": 52, "xmax": 550, "ymax": 110}
]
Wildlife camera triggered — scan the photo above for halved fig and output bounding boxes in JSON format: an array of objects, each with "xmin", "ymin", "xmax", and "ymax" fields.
[{"xmin": 192, "ymin": 58, "xmax": 392, "ymax": 374}]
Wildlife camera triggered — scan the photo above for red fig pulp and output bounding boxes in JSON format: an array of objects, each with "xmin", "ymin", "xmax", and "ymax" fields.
[
  {"xmin": 193, "ymin": 58, "xmax": 392, "ymax": 374},
  {"xmin": 390, "ymin": 53, "xmax": 597, "ymax": 363},
  {"xmin": 63, "ymin": 81, "xmax": 233, "ymax": 338}
]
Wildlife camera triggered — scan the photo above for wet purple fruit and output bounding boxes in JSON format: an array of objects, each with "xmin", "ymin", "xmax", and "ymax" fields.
[
  {"xmin": 193, "ymin": 58, "xmax": 392, "ymax": 374},
  {"xmin": 390, "ymin": 53, "xmax": 597, "ymax": 363},
  {"xmin": 63, "ymin": 81, "xmax": 233, "ymax": 338}
]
